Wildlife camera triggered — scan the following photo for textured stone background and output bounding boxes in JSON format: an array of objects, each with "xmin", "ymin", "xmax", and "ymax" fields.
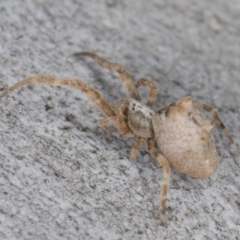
[{"xmin": 0, "ymin": 0, "xmax": 240, "ymax": 239}]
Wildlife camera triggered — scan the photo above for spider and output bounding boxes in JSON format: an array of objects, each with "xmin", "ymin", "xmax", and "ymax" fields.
[{"xmin": 0, "ymin": 52, "xmax": 233, "ymax": 227}]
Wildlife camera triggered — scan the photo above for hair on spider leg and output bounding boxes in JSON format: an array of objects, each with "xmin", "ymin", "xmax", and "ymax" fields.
[{"xmin": 0, "ymin": 52, "xmax": 233, "ymax": 227}]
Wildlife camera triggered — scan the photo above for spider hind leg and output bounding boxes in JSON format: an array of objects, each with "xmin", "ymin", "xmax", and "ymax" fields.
[
  {"xmin": 146, "ymin": 139, "xmax": 171, "ymax": 227},
  {"xmin": 193, "ymin": 100, "xmax": 233, "ymax": 143}
]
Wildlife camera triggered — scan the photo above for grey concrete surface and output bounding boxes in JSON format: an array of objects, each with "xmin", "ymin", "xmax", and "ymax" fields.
[{"xmin": 0, "ymin": 0, "xmax": 240, "ymax": 239}]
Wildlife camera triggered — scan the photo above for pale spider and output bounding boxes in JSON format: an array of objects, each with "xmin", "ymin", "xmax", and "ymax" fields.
[{"xmin": 0, "ymin": 52, "xmax": 233, "ymax": 227}]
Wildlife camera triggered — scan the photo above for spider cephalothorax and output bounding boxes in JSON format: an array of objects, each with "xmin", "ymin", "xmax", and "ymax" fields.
[{"xmin": 0, "ymin": 52, "xmax": 232, "ymax": 227}]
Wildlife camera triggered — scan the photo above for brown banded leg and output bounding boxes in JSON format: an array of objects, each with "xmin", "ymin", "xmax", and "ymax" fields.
[
  {"xmin": 193, "ymin": 100, "xmax": 233, "ymax": 143},
  {"xmin": 98, "ymin": 116, "xmax": 134, "ymax": 137},
  {"xmin": 146, "ymin": 138, "xmax": 171, "ymax": 227},
  {"xmin": 135, "ymin": 78, "xmax": 157, "ymax": 107},
  {"xmin": 0, "ymin": 76, "xmax": 115, "ymax": 118},
  {"xmin": 74, "ymin": 52, "xmax": 141, "ymax": 101},
  {"xmin": 129, "ymin": 137, "xmax": 144, "ymax": 161}
]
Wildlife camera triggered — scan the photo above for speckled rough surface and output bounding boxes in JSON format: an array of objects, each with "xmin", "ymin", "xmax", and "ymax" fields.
[{"xmin": 0, "ymin": 1, "xmax": 239, "ymax": 239}]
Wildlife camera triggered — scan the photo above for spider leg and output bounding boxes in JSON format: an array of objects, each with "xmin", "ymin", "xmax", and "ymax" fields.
[
  {"xmin": 129, "ymin": 137, "xmax": 144, "ymax": 161},
  {"xmin": 74, "ymin": 52, "xmax": 141, "ymax": 101},
  {"xmin": 135, "ymin": 78, "xmax": 157, "ymax": 107},
  {"xmin": 98, "ymin": 116, "xmax": 134, "ymax": 137},
  {"xmin": 193, "ymin": 100, "xmax": 233, "ymax": 143},
  {"xmin": 146, "ymin": 138, "xmax": 171, "ymax": 227},
  {"xmin": 0, "ymin": 75, "xmax": 115, "ymax": 122}
]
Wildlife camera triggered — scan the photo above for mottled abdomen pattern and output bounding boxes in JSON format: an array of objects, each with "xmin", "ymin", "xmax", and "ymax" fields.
[{"xmin": 153, "ymin": 97, "xmax": 219, "ymax": 178}]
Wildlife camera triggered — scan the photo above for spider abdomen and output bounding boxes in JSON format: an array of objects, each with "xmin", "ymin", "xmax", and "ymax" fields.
[{"xmin": 153, "ymin": 97, "xmax": 219, "ymax": 178}]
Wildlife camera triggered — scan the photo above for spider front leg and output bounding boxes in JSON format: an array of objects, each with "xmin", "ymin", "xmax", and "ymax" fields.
[
  {"xmin": 98, "ymin": 115, "xmax": 147, "ymax": 162},
  {"xmin": 74, "ymin": 52, "xmax": 141, "ymax": 101},
  {"xmin": 129, "ymin": 137, "xmax": 144, "ymax": 161},
  {"xmin": 146, "ymin": 138, "xmax": 171, "ymax": 227},
  {"xmin": 0, "ymin": 76, "xmax": 115, "ymax": 118},
  {"xmin": 98, "ymin": 116, "xmax": 134, "ymax": 137}
]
